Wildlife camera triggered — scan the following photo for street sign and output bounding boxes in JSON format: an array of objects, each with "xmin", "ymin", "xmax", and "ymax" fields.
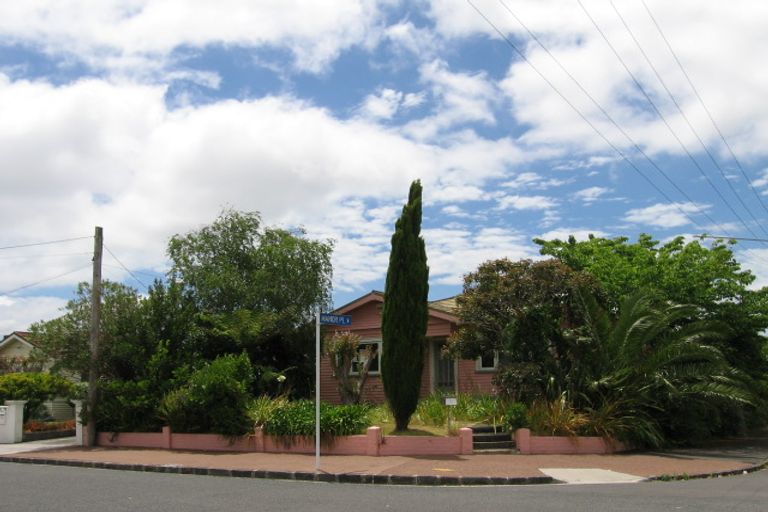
[{"xmin": 319, "ymin": 313, "xmax": 352, "ymax": 326}]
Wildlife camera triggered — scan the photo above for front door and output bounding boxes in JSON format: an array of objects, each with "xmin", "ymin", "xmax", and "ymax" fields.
[{"xmin": 431, "ymin": 338, "xmax": 455, "ymax": 393}]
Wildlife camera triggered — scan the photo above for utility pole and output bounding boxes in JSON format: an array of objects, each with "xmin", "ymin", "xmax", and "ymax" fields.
[{"xmin": 86, "ymin": 226, "xmax": 103, "ymax": 447}]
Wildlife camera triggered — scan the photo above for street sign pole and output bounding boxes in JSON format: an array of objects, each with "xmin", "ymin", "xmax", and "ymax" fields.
[
  {"xmin": 315, "ymin": 306, "xmax": 321, "ymax": 471},
  {"xmin": 314, "ymin": 311, "xmax": 352, "ymax": 472}
]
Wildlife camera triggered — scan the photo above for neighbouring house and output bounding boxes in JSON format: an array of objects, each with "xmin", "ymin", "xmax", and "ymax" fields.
[
  {"xmin": 320, "ymin": 291, "xmax": 498, "ymax": 404},
  {"xmin": 0, "ymin": 331, "xmax": 74, "ymax": 421},
  {"xmin": 0, "ymin": 331, "xmax": 37, "ymax": 363}
]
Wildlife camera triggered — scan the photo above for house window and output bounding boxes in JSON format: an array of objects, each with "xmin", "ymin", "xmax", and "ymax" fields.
[
  {"xmin": 476, "ymin": 352, "xmax": 498, "ymax": 371},
  {"xmin": 351, "ymin": 341, "xmax": 381, "ymax": 375}
]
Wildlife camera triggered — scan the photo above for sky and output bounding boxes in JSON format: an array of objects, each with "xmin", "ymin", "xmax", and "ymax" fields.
[{"xmin": 2, "ymin": 0, "xmax": 768, "ymax": 332}]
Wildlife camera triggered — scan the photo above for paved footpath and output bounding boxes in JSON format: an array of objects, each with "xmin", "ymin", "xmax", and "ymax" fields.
[{"xmin": 1, "ymin": 435, "xmax": 766, "ymax": 485}]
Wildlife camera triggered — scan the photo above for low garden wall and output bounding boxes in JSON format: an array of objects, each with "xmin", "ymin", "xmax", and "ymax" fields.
[
  {"xmin": 97, "ymin": 426, "xmax": 475, "ymax": 456},
  {"xmin": 514, "ymin": 428, "xmax": 628, "ymax": 454}
]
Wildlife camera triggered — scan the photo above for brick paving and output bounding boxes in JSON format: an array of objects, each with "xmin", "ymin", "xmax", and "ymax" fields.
[{"xmin": 3, "ymin": 445, "xmax": 759, "ymax": 482}]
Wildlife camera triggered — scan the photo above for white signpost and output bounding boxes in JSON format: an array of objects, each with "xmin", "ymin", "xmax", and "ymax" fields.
[{"xmin": 315, "ymin": 310, "xmax": 352, "ymax": 470}]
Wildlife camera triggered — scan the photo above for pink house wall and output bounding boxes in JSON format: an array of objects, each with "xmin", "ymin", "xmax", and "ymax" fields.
[{"xmin": 320, "ymin": 293, "xmax": 497, "ymax": 404}]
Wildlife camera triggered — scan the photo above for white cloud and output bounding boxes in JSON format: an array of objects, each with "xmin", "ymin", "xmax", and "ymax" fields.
[
  {"xmin": 497, "ymin": 194, "xmax": 558, "ymax": 210},
  {"xmin": 753, "ymin": 168, "xmax": 768, "ymax": 188},
  {"xmin": 0, "ymin": 74, "xmax": 537, "ymax": 325},
  {"xmin": 0, "ymin": 0, "xmax": 386, "ymax": 74},
  {"xmin": 738, "ymin": 248, "xmax": 768, "ymax": 290},
  {"xmin": 502, "ymin": 172, "xmax": 569, "ymax": 190},
  {"xmin": 405, "ymin": 59, "xmax": 499, "ymax": 140},
  {"xmin": 624, "ymin": 202, "xmax": 708, "ymax": 228},
  {"xmin": 0, "ymin": 295, "xmax": 68, "ymax": 333},
  {"xmin": 574, "ymin": 186, "xmax": 611, "ymax": 203},
  {"xmin": 427, "ymin": 0, "xmax": 768, "ymax": 160},
  {"xmin": 358, "ymin": 88, "xmax": 425, "ymax": 120},
  {"xmin": 424, "ymin": 227, "xmax": 536, "ymax": 285},
  {"xmin": 358, "ymin": 88, "xmax": 404, "ymax": 120}
]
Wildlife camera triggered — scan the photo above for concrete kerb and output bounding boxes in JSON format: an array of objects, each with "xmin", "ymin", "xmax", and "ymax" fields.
[
  {"xmin": 0, "ymin": 454, "xmax": 557, "ymax": 486},
  {"xmin": 642, "ymin": 459, "xmax": 768, "ymax": 483}
]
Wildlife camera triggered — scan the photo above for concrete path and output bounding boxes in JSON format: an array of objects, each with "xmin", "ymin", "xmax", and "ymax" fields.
[
  {"xmin": 0, "ymin": 436, "xmax": 78, "ymax": 455},
  {"xmin": 540, "ymin": 468, "xmax": 645, "ymax": 484}
]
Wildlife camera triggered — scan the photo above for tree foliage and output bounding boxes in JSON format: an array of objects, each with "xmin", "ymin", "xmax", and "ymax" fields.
[
  {"xmin": 381, "ymin": 180, "xmax": 429, "ymax": 431},
  {"xmin": 324, "ymin": 331, "xmax": 376, "ymax": 405},
  {"xmin": 448, "ymin": 258, "xmax": 605, "ymax": 398},
  {"xmin": 168, "ymin": 209, "xmax": 333, "ymax": 321},
  {"xmin": 535, "ymin": 234, "xmax": 768, "ymax": 380},
  {"xmin": 29, "ymin": 209, "xmax": 335, "ymax": 432},
  {"xmin": 29, "ymin": 281, "xmax": 145, "ymax": 380}
]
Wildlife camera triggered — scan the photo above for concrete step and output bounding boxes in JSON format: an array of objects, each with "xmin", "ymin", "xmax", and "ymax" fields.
[
  {"xmin": 473, "ymin": 440, "xmax": 514, "ymax": 450},
  {"xmin": 473, "ymin": 432, "xmax": 511, "ymax": 443},
  {"xmin": 472, "ymin": 448, "xmax": 515, "ymax": 454}
]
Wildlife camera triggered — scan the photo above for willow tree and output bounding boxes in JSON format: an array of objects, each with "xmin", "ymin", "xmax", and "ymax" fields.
[{"xmin": 381, "ymin": 180, "xmax": 429, "ymax": 431}]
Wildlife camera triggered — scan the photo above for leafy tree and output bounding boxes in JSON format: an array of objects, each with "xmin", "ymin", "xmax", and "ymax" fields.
[
  {"xmin": 579, "ymin": 291, "xmax": 753, "ymax": 446},
  {"xmin": 165, "ymin": 209, "xmax": 334, "ymax": 397},
  {"xmin": 381, "ymin": 180, "xmax": 429, "ymax": 431},
  {"xmin": 29, "ymin": 281, "xmax": 145, "ymax": 380},
  {"xmin": 448, "ymin": 258, "xmax": 605, "ymax": 399},
  {"xmin": 325, "ymin": 331, "xmax": 376, "ymax": 405},
  {"xmin": 535, "ymin": 234, "xmax": 768, "ymax": 381},
  {"xmin": 168, "ymin": 209, "xmax": 333, "ymax": 321}
]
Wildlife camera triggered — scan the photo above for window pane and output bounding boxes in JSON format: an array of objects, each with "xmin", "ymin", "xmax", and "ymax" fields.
[{"xmin": 480, "ymin": 353, "xmax": 496, "ymax": 369}]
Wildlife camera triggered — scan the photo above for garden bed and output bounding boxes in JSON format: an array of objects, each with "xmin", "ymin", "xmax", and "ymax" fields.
[{"xmin": 22, "ymin": 429, "xmax": 76, "ymax": 442}]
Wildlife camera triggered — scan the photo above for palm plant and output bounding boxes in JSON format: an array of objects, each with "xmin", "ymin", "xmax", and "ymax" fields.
[{"xmin": 577, "ymin": 290, "xmax": 752, "ymax": 447}]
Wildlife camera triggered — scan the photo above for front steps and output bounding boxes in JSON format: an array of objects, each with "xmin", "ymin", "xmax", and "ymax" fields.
[{"xmin": 472, "ymin": 424, "xmax": 514, "ymax": 453}]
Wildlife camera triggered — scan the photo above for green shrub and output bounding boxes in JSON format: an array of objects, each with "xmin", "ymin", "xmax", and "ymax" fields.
[
  {"xmin": 416, "ymin": 393, "xmax": 449, "ymax": 426},
  {"xmin": 504, "ymin": 402, "xmax": 528, "ymax": 431},
  {"xmin": 255, "ymin": 399, "xmax": 371, "ymax": 437},
  {"xmin": 528, "ymin": 394, "xmax": 589, "ymax": 437},
  {"xmin": 159, "ymin": 353, "xmax": 254, "ymax": 437},
  {"xmin": 97, "ymin": 379, "xmax": 163, "ymax": 432},
  {"xmin": 0, "ymin": 372, "xmax": 79, "ymax": 422}
]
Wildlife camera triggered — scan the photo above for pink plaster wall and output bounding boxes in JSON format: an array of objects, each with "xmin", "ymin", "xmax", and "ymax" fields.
[
  {"xmin": 96, "ymin": 427, "xmax": 474, "ymax": 456},
  {"xmin": 97, "ymin": 431, "xmax": 168, "ymax": 449},
  {"xmin": 514, "ymin": 428, "xmax": 628, "ymax": 454}
]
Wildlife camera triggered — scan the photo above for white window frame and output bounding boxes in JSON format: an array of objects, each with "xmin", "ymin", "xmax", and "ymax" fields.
[
  {"xmin": 475, "ymin": 351, "xmax": 499, "ymax": 372},
  {"xmin": 350, "ymin": 340, "xmax": 382, "ymax": 375}
]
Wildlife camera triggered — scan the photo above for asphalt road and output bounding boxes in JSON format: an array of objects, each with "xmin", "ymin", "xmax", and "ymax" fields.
[{"xmin": 1, "ymin": 463, "xmax": 766, "ymax": 512}]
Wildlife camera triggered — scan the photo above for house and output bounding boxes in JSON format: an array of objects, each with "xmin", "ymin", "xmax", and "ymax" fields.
[
  {"xmin": 319, "ymin": 291, "xmax": 498, "ymax": 404},
  {"xmin": 0, "ymin": 331, "xmax": 74, "ymax": 421},
  {"xmin": 0, "ymin": 331, "xmax": 37, "ymax": 361}
]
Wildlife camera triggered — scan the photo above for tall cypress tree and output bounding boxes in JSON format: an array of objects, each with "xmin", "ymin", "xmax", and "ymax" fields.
[{"xmin": 381, "ymin": 180, "xmax": 429, "ymax": 431}]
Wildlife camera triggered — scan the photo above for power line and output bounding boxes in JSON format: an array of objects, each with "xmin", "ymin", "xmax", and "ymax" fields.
[
  {"xmin": 610, "ymin": 0, "xmax": 768, "ymax": 238},
  {"xmin": 0, "ymin": 252, "xmax": 92, "ymax": 260},
  {"xmin": 483, "ymin": 0, "xmax": 718, "ymax": 234},
  {"xmin": 0, "ymin": 236, "xmax": 93, "ymax": 251},
  {"xmin": 576, "ymin": 0, "xmax": 758, "ymax": 239},
  {"xmin": 102, "ymin": 264, "xmax": 158, "ymax": 279},
  {"xmin": 640, "ymin": 0, "xmax": 768, "ymax": 221},
  {"xmin": 104, "ymin": 244, "xmax": 147, "ymax": 289},
  {"xmin": 0, "ymin": 264, "xmax": 92, "ymax": 296}
]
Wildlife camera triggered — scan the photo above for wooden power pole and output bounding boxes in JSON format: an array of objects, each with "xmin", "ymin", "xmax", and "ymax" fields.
[{"xmin": 86, "ymin": 226, "xmax": 103, "ymax": 447}]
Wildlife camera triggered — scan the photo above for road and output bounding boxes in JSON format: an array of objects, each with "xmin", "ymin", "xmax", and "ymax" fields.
[{"xmin": 1, "ymin": 463, "xmax": 766, "ymax": 512}]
